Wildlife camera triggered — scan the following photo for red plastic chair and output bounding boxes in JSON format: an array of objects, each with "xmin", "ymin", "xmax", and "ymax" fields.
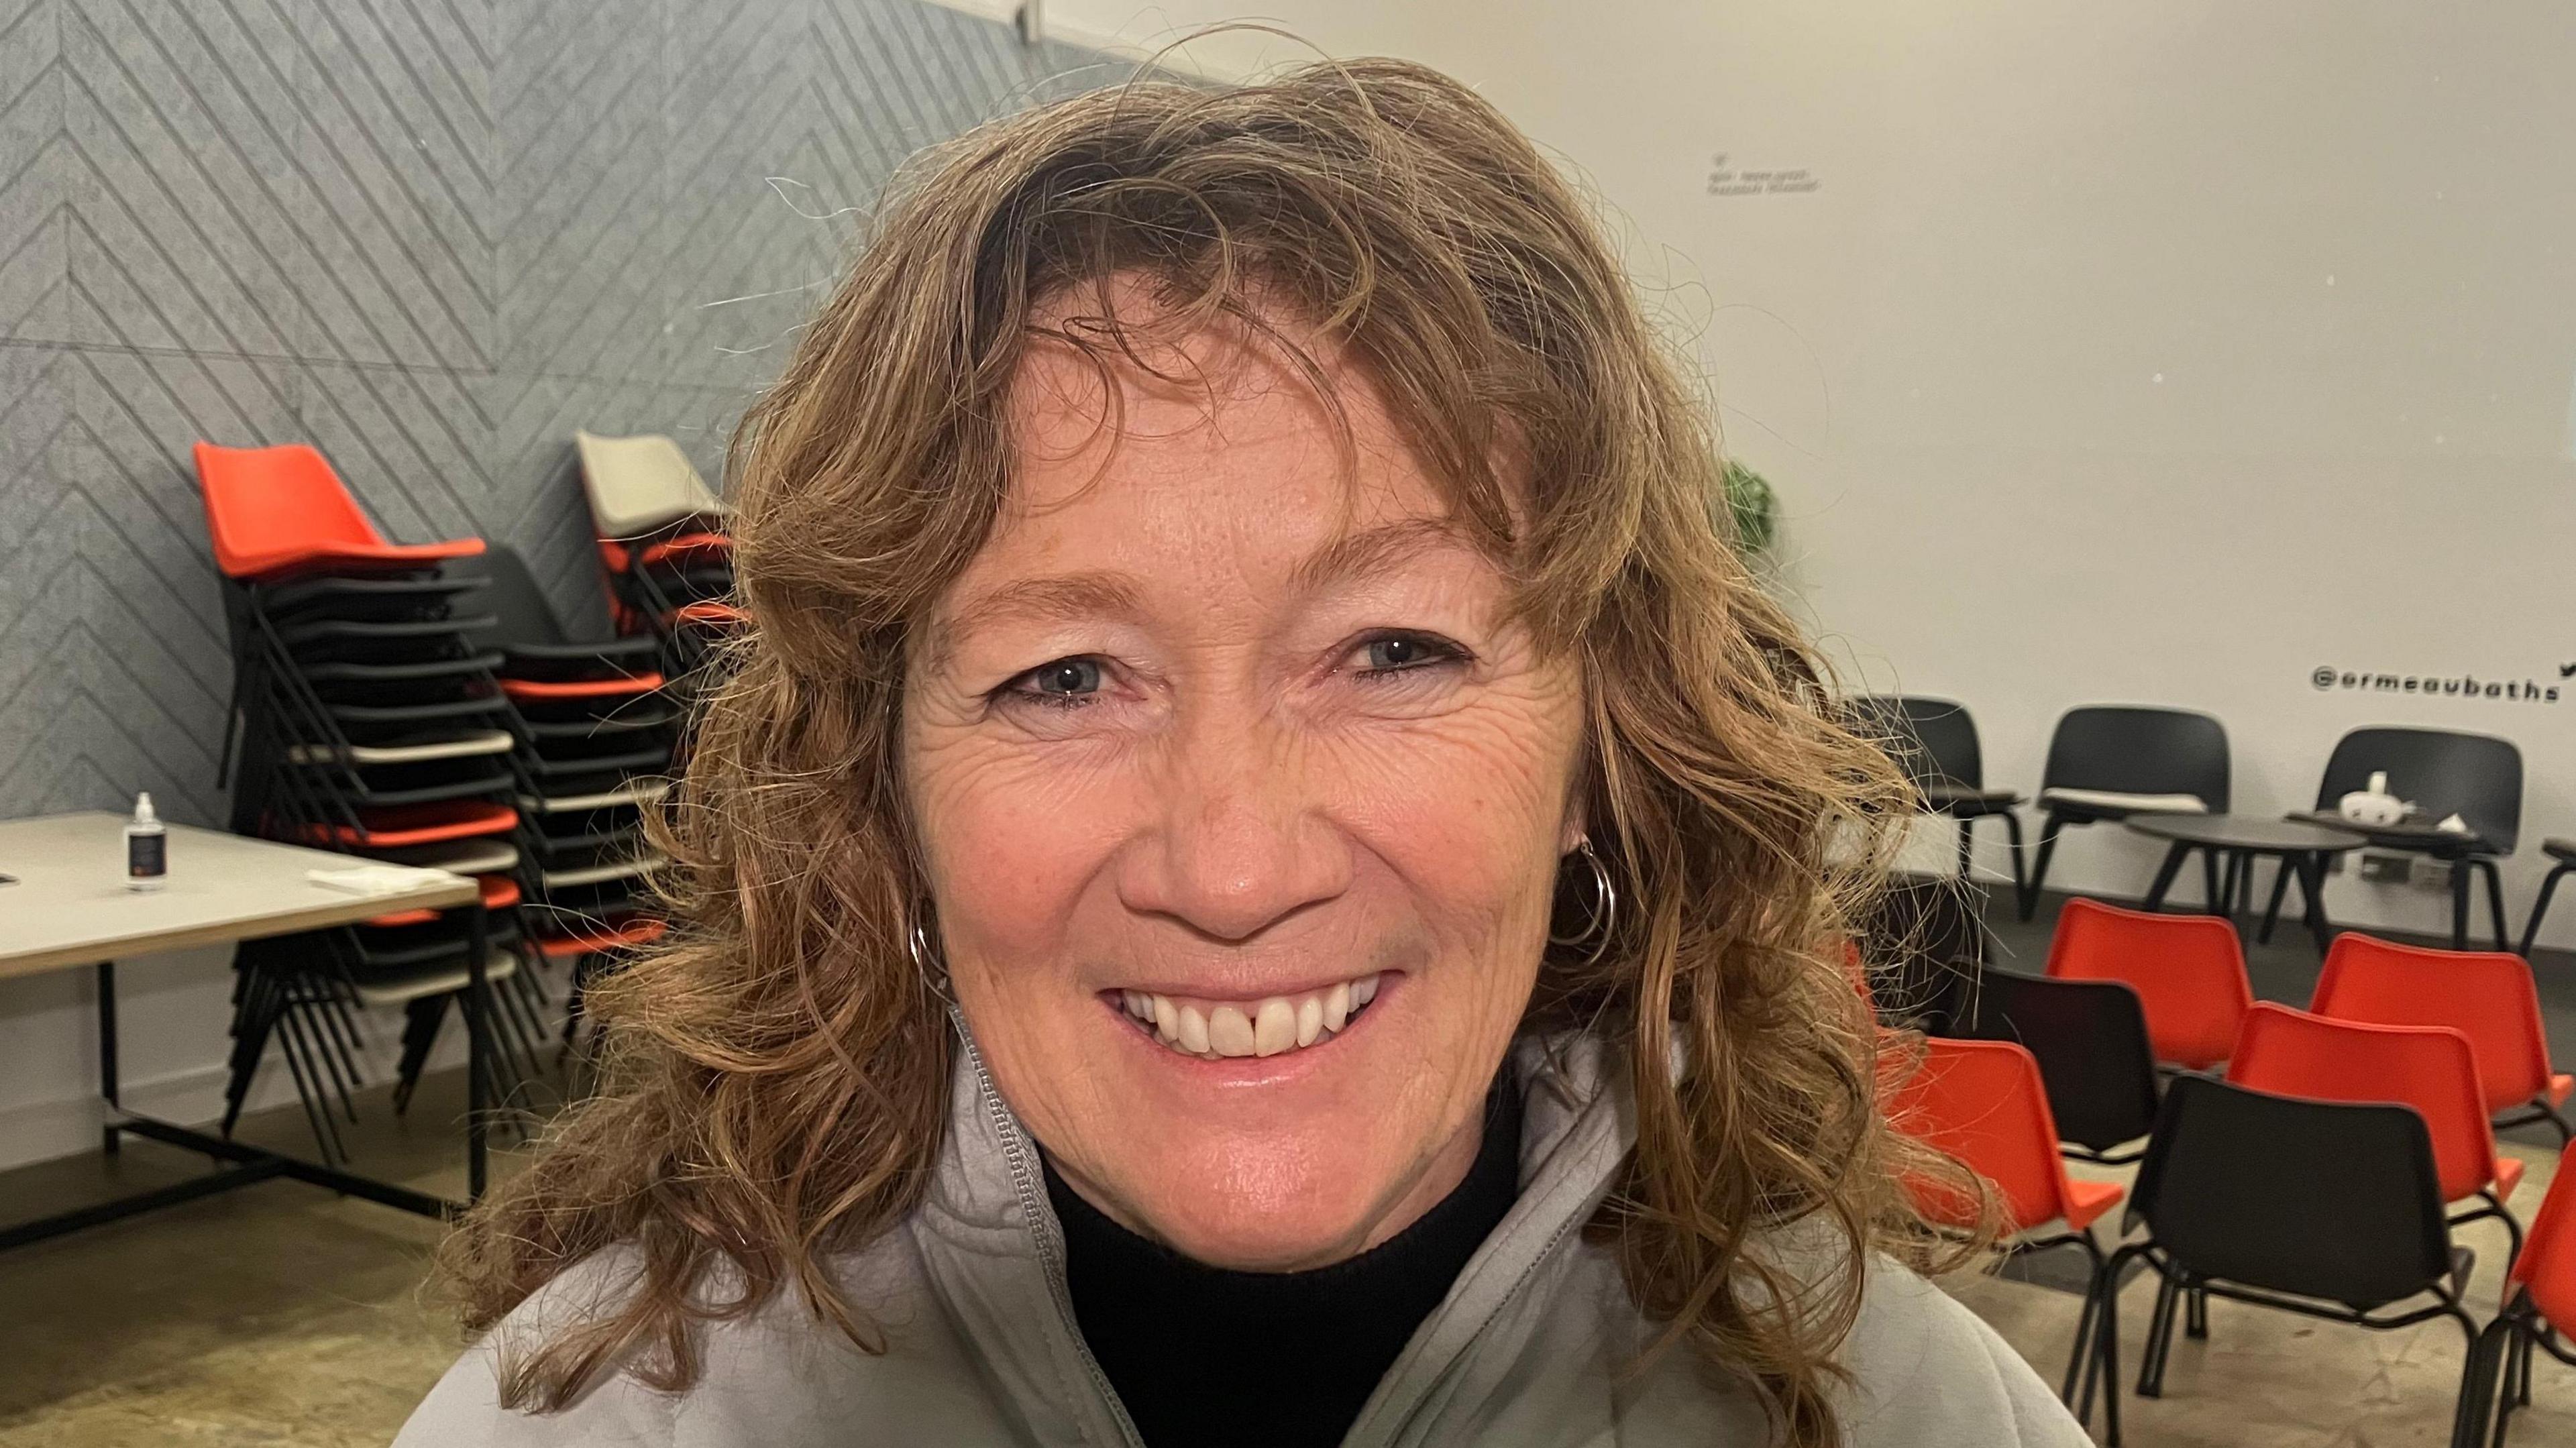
[
  {"xmin": 194, "ymin": 442, "xmax": 483, "ymax": 581},
  {"xmin": 2463, "ymin": 1146, "xmax": 2576, "ymax": 1445},
  {"xmin": 2227, "ymin": 1003, "xmax": 2524, "ymax": 1254},
  {"xmin": 2312, "ymin": 933, "xmax": 2574, "ymax": 1145},
  {"xmin": 1890, "ymin": 1037, "xmax": 2126, "ymax": 1421},
  {"xmin": 2045, "ymin": 898, "xmax": 2253, "ymax": 1071}
]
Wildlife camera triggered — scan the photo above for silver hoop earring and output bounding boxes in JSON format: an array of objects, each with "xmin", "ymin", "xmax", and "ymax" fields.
[
  {"xmin": 1549, "ymin": 839, "xmax": 1617, "ymax": 967},
  {"xmin": 908, "ymin": 917, "xmax": 955, "ymax": 1005}
]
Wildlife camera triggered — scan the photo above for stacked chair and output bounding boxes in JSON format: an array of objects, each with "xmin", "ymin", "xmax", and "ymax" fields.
[
  {"xmin": 468, "ymin": 545, "xmax": 674, "ymax": 1056},
  {"xmin": 574, "ymin": 430, "xmax": 742, "ymax": 680},
  {"xmin": 194, "ymin": 442, "xmax": 546, "ymax": 1163}
]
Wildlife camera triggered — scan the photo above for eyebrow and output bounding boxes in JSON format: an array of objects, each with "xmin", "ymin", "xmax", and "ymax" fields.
[
  {"xmin": 925, "ymin": 518, "xmax": 1475, "ymax": 671},
  {"xmin": 938, "ymin": 573, "xmax": 1145, "ymax": 649},
  {"xmin": 1287, "ymin": 517, "xmax": 1478, "ymax": 596}
]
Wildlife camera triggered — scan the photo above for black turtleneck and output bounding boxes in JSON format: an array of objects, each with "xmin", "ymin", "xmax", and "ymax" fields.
[{"xmin": 1043, "ymin": 1080, "xmax": 1523, "ymax": 1448}]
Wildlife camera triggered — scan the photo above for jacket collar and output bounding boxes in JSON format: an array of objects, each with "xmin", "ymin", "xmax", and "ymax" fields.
[{"xmin": 908, "ymin": 1015, "xmax": 1638, "ymax": 1448}]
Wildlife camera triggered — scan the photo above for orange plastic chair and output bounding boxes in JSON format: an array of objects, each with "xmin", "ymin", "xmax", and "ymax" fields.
[
  {"xmin": 2465, "ymin": 1146, "xmax": 2576, "ymax": 1444},
  {"xmin": 194, "ymin": 442, "xmax": 484, "ymax": 581},
  {"xmin": 2227, "ymin": 1003, "xmax": 2524, "ymax": 1256},
  {"xmin": 2045, "ymin": 898, "xmax": 2253, "ymax": 1071},
  {"xmin": 499, "ymin": 673, "xmax": 666, "ymax": 702},
  {"xmin": 537, "ymin": 915, "xmax": 667, "ymax": 961},
  {"xmin": 1890, "ymin": 1037, "xmax": 2125, "ymax": 1421},
  {"xmin": 2311, "ymin": 933, "xmax": 2574, "ymax": 1144}
]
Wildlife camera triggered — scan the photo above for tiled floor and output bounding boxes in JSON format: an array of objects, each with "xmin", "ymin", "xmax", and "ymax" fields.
[{"xmin": 0, "ymin": 890, "xmax": 2570, "ymax": 1445}]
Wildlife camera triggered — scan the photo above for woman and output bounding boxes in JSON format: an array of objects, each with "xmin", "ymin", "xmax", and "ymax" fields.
[{"xmin": 406, "ymin": 59, "xmax": 2086, "ymax": 1448}]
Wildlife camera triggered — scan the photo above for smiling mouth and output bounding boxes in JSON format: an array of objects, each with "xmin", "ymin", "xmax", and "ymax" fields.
[{"xmin": 1110, "ymin": 972, "xmax": 1385, "ymax": 1061}]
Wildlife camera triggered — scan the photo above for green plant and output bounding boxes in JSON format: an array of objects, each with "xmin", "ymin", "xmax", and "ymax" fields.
[{"xmin": 1721, "ymin": 459, "xmax": 1778, "ymax": 555}]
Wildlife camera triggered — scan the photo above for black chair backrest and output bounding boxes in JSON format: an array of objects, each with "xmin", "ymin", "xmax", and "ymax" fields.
[
  {"xmin": 1847, "ymin": 695, "xmax": 1984, "ymax": 791},
  {"xmin": 2314, "ymin": 726, "xmax": 2522, "ymax": 855},
  {"xmin": 2129, "ymin": 1076, "xmax": 2451, "ymax": 1309},
  {"xmin": 1951, "ymin": 968, "xmax": 2160, "ymax": 1153},
  {"xmin": 2039, "ymin": 706, "xmax": 2230, "ymax": 811},
  {"xmin": 459, "ymin": 545, "xmax": 568, "ymax": 650},
  {"xmin": 1859, "ymin": 873, "xmax": 1985, "ymax": 1032}
]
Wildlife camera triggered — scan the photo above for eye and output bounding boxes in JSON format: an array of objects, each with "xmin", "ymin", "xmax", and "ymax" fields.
[
  {"xmin": 1004, "ymin": 657, "xmax": 1106, "ymax": 708},
  {"xmin": 1348, "ymin": 631, "xmax": 1469, "ymax": 677}
]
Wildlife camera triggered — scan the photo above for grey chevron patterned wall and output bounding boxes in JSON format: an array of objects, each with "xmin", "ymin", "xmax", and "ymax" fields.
[{"xmin": 0, "ymin": 0, "xmax": 1116, "ymax": 825}]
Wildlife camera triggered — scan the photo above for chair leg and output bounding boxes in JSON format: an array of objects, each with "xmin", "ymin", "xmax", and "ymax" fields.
[
  {"xmin": 2086, "ymin": 1246, "xmax": 2143, "ymax": 1446},
  {"xmin": 2478, "ymin": 859, "xmax": 2512, "ymax": 954},
  {"xmin": 2453, "ymin": 859, "xmax": 2474, "ymax": 952},
  {"xmin": 2451, "ymin": 1313, "xmax": 2513, "ymax": 1448},
  {"xmin": 2059, "ymin": 1237, "xmax": 2108, "ymax": 1403},
  {"xmin": 2138, "ymin": 1267, "xmax": 2182, "ymax": 1398},
  {"xmin": 2519, "ymin": 863, "xmax": 2571, "ymax": 959},
  {"xmin": 2000, "ymin": 811, "xmax": 2029, "ymax": 905},
  {"xmin": 2186, "ymin": 1284, "xmax": 2208, "ymax": 1339},
  {"xmin": 2022, "ymin": 814, "xmax": 2065, "ymax": 922}
]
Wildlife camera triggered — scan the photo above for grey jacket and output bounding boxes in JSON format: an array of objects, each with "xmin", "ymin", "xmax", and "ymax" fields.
[{"xmin": 398, "ymin": 1032, "xmax": 2088, "ymax": 1447}]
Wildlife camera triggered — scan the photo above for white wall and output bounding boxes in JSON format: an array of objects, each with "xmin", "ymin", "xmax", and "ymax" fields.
[{"xmin": 1019, "ymin": 0, "xmax": 2576, "ymax": 942}]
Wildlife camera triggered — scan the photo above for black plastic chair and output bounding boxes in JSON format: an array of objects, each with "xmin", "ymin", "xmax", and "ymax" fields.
[
  {"xmin": 2304, "ymin": 728, "xmax": 2521, "ymax": 952},
  {"xmin": 2022, "ymin": 706, "xmax": 2231, "ymax": 920},
  {"xmin": 1849, "ymin": 696, "xmax": 2029, "ymax": 899},
  {"xmin": 1857, "ymin": 873, "xmax": 1988, "ymax": 1034},
  {"xmin": 2102, "ymin": 1077, "xmax": 2483, "ymax": 1441},
  {"xmin": 1951, "ymin": 968, "xmax": 2161, "ymax": 1165},
  {"xmin": 2522, "ymin": 838, "xmax": 2576, "ymax": 958}
]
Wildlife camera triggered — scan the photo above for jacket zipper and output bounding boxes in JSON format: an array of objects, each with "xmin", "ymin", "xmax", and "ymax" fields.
[{"xmin": 958, "ymin": 1022, "xmax": 1150, "ymax": 1448}]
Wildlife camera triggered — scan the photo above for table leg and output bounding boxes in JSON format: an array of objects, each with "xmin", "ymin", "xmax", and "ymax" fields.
[
  {"xmin": 2199, "ymin": 847, "xmax": 2222, "ymax": 914},
  {"xmin": 2257, "ymin": 856, "xmax": 2294, "ymax": 946},
  {"xmin": 2144, "ymin": 842, "xmax": 2191, "ymax": 911},
  {"xmin": 2300, "ymin": 852, "xmax": 2337, "ymax": 952},
  {"xmin": 464, "ymin": 901, "xmax": 488, "ymax": 1203},
  {"xmin": 97, "ymin": 960, "xmax": 119, "ymax": 1154}
]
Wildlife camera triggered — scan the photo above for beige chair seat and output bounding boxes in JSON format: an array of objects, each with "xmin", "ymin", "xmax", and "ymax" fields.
[
  {"xmin": 2039, "ymin": 787, "xmax": 2210, "ymax": 816},
  {"xmin": 575, "ymin": 429, "xmax": 727, "ymax": 538}
]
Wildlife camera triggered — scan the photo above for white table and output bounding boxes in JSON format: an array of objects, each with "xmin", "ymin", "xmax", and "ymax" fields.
[{"xmin": 0, "ymin": 812, "xmax": 494, "ymax": 1249}]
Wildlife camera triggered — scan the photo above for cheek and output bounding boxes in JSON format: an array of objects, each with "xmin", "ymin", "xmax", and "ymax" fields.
[
  {"xmin": 1322, "ymin": 702, "xmax": 1582, "ymax": 925},
  {"xmin": 906, "ymin": 731, "xmax": 1138, "ymax": 960}
]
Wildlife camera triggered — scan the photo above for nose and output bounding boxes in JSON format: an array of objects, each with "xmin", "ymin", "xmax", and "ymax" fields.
[{"xmin": 1116, "ymin": 705, "xmax": 1353, "ymax": 943}]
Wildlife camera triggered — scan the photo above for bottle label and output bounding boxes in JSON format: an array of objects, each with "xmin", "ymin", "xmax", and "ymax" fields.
[{"xmin": 129, "ymin": 833, "xmax": 166, "ymax": 878}]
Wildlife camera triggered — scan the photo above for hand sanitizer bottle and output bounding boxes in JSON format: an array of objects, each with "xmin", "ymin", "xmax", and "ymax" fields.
[{"xmin": 125, "ymin": 792, "xmax": 166, "ymax": 891}]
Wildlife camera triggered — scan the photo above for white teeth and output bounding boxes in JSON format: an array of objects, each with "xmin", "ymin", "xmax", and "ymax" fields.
[
  {"xmin": 1208, "ymin": 1005, "xmax": 1256, "ymax": 1057},
  {"xmin": 1124, "ymin": 974, "xmax": 1384, "ymax": 1060},
  {"xmin": 1254, "ymin": 999, "xmax": 1297, "ymax": 1056}
]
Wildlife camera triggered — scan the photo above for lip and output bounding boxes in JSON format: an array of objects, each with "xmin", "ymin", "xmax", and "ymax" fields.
[
  {"xmin": 1101, "ymin": 972, "xmax": 1400, "ymax": 1087},
  {"xmin": 1095, "ymin": 968, "xmax": 1401, "ymax": 1005}
]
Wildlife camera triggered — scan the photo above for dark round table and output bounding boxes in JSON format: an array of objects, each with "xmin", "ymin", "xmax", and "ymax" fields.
[{"xmin": 2123, "ymin": 814, "xmax": 2367, "ymax": 950}]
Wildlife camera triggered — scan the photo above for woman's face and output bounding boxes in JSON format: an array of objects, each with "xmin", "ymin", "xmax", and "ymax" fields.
[{"xmin": 903, "ymin": 304, "xmax": 1587, "ymax": 1272}]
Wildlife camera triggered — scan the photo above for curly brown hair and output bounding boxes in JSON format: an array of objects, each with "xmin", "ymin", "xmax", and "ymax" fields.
[{"xmin": 437, "ymin": 55, "xmax": 1982, "ymax": 1447}]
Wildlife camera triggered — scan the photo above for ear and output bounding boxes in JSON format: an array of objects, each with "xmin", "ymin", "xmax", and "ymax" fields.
[{"xmin": 1558, "ymin": 776, "xmax": 1589, "ymax": 856}]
